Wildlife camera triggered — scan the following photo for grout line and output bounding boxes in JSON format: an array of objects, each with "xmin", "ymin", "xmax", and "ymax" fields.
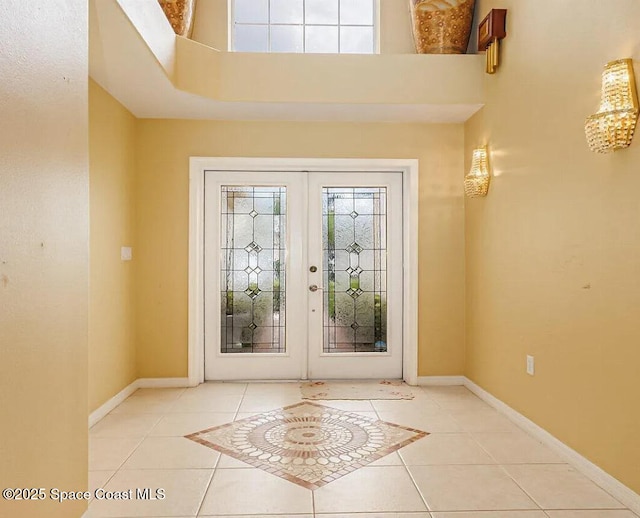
[
  {"xmin": 90, "ymin": 425, "xmax": 156, "ymax": 471},
  {"xmin": 194, "ymin": 467, "xmax": 216, "ymax": 517},
  {"xmin": 87, "ymin": 412, "xmax": 158, "ymax": 511},
  {"xmin": 232, "ymin": 384, "xmax": 247, "ymax": 416},
  {"xmin": 87, "ymin": 469, "xmax": 118, "ymax": 506},
  {"xmin": 466, "ymin": 430, "xmax": 508, "ymax": 465},
  {"xmin": 495, "ymin": 463, "xmax": 546, "ymax": 511},
  {"xmin": 90, "ymin": 386, "xmax": 229, "ymax": 473},
  {"xmin": 403, "ymin": 459, "xmax": 433, "ymax": 513}
]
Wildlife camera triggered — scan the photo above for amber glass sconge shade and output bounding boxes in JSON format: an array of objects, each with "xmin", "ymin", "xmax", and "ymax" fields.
[
  {"xmin": 585, "ymin": 59, "xmax": 639, "ymax": 154},
  {"xmin": 464, "ymin": 147, "xmax": 490, "ymax": 198}
]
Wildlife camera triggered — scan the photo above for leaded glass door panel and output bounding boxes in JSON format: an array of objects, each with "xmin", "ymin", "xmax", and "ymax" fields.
[
  {"xmin": 204, "ymin": 170, "xmax": 403, "ymax": 380},
  {"xmin": 307, "ymin": 172, "xmax": 403, "ymax": 379},
  {"xmin": 204, "ymin": 172, "xmax": 307, "ymax": 380}
]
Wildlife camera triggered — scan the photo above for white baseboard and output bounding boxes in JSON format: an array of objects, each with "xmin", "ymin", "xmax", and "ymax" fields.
[
  {"xmin": 89, "ymin": 377, "xmax": 190, "ymax": 428},
  {"xmin": 417, "ymin": 375, "xmax": 466, "ymax": 386},
  {"xmin": 88, "ymin": 380, "xmax": 138, "ymax": 428},
  {"xmin": 464, "ymin": 377, "xmax": 640, "ymax": 515},
  {"xmin": 136, "ymin": 377, "xmax": 190, "ymax": 388}
]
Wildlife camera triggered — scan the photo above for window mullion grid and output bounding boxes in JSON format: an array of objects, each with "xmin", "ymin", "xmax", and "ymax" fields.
[
  {"xmin": 337, "ymin": 0, "xmax": 341, "ymax": 53},
  {"xmin": 302, "ymin": 0, "xmax": 307, "ymax": 53},
  {"xmin": 268, "ymin": 0, "xmax": 272, "ymax": 52},
  {"xmin": 236, "ymin": 22, "xmax": 369, "ymax": 27},
  {"xmin": 232, "ymin": 0, "xmax": 376, "ymax": 54}
]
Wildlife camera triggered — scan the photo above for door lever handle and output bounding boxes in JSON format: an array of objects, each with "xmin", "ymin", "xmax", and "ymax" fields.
[{"xmin": 308, "ymin": 285, "xmax": 324, "ymax": 292}]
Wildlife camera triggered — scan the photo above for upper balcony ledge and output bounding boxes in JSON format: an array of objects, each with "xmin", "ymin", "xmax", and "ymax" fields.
[
  {"xmin": 177, "ymin": 37, "xmax": 485, "ymax": 107},
  {"xmin": 90, "ymin": 0, "xmax": 484, "ymax": 122}
]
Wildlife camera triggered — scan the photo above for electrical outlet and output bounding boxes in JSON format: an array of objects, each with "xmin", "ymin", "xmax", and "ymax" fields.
[
  {"xmin": 526, "ymin": 355, "xmax": 535, "ymax": 376},
  {"xmin": 121, "ymin": 246, "xmax": 132, "ymax": 261}
]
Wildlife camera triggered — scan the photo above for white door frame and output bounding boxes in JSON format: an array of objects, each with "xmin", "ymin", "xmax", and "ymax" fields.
[{"xmin": 188, "ymin": 157, "xmax": 419, "ymax": 386}]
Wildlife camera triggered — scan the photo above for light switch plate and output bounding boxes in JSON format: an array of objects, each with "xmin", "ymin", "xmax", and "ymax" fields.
[
  {"xmin": 121, "ymin": 246, "xmax": 132, "ymax": 261},
  {"xmin": 526, "ymin": 355, "xmax": 535, "ymax": 376}
]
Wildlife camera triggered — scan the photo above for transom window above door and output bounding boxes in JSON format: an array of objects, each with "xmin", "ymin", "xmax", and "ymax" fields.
[{"xmin": 231, "ymin": 0, "xmax": 377, "ymax": 54}]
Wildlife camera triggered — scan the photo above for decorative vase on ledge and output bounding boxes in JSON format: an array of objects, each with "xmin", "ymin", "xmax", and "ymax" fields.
[
  {"xmin": 410, "ymin": 0, "xmax": 476, "ymax": 54},
  {"xmin": 158, "ymin": 0, "xmax": 196, "ymax": 38}
]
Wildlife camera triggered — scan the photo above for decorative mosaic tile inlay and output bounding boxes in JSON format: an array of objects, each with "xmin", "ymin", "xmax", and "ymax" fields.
[{"xmin": 185, "ymin": 402, "xmax": 428, "ymax": 490}]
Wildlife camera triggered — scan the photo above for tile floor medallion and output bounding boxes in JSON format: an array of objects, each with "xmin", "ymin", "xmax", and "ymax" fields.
[{"xmin": 185, "ymin": 401, "xmax": 428, "ymax": 489}]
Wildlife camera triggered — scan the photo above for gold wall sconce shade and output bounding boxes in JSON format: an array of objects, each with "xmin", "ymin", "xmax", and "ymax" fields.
[
  {"xmin": 464, "ymin": 147, "xmax": 490, "ymax": 198},
  {"xmin": 585, "ymin": 59, "xmax": 639, "ymax": 154}
]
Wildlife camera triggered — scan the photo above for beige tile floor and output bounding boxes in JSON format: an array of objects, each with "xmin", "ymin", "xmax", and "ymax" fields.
[{"xmin": 86, "ymin": 383, "xmax": 637, "ymax": 518}]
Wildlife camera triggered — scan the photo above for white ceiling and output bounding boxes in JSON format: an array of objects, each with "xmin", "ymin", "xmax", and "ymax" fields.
[{"xmin": 89, "ymin": 0, "xmax": 482, "ymax": 123}]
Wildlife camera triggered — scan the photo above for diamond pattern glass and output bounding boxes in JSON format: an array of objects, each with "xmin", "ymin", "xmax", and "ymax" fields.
[
  {"xmin": 322, "ymin": 187, "xmax": 387, "ymax": 353},
  {"xmin": 221, "ymin": 187, "xmax": 286, "ymax": 353}
]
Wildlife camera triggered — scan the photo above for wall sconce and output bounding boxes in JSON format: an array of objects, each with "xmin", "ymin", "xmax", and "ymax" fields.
[
  {"xmin": 464, "ymin": 146, "xmax": 490, "ymax": 198},
  {"xmin": 478, "ymin": 9, "xmax": 507, "ymax": 74},
  {"xmin": 585, "ymin": 59, "xmax": 639, "ymax": 153}
]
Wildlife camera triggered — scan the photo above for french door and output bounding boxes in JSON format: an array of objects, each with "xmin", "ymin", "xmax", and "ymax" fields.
[{"xmin": 203, "ymin": 170, "xmax": 403, "ymax": 380}]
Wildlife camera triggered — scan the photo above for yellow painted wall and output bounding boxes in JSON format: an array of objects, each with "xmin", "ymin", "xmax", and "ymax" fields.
[
  {"xmin": 465, "ymin": 0, "xmax": 640, "ymax": 494},
  {"xmin": 89, "ymin": 79, "xmax": 138, "ymax": 412},
  {"xmin": 135, "ymin": 120, "xmax": 465, "ymax": 378},
  {"xmin": 0, "ymin": 1, "xmax": 89, "ymax": 517},
  {"xmin": 192, "ymin": 0, "xmax": 415, "ymax": 53},
  {"xmin": 378, "ymin": 0, "xmax": 415, "ymax": 54}
]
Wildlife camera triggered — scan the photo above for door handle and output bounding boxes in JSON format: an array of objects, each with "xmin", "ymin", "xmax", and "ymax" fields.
[{"xmin": 309, "ymin": 285, "xmax": 323, "ymax": 292}]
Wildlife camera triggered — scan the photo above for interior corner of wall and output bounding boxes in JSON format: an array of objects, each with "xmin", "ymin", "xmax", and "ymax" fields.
[{"xmin": 174, "ymin": 35, "xmax": 222, "ymax": 99}]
